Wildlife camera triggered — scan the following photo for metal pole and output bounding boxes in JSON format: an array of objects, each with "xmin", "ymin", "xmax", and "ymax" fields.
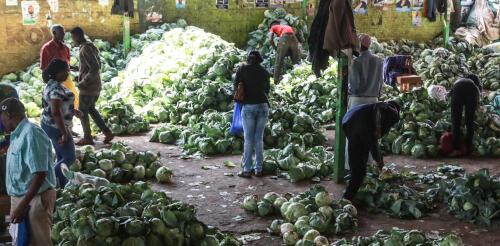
[
  {"xmin": 443, "ymin": 11, "xmax": 450, "ymax": 48},
  {"xmin": 123, "ymin": 15, "xmax": 131, "ymax": 56},
  {"xmin": 333, "ymin": 52, "xmax": 348, "ymax": 183}
]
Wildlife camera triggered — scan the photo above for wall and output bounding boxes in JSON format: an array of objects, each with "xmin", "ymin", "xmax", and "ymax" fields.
[{"xmin": 0, "ymin": 0, "xmax": 139, "ymax": 75}]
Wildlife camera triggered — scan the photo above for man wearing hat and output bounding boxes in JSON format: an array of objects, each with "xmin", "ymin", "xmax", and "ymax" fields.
[
  {"xmin": 345, "ymin": 34, "xmax": 384, "ymax": 173},
  {"xmin": 0, "ymin": 98, "xmax": 56, "ymax": 245}
]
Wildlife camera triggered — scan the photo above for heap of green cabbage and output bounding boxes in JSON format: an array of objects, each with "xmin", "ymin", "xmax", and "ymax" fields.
[
  {"xmin": 73, "ymin": 142, "xmax": 170, "ymax": 184},
  {"xmin": 243, "ymin": 186, "xmax": 358, "ymax": 245},
  {"xmin": 99, "ymin": 99, "xmax": 150, "ymax": 136},
  {"xmin": 331, "ymin": 228, "xmax": 463, "ymax": 246},
  {"xmin": 444, "ymin": 168, "xmax": 500, "ymax": 226},
  {"xmin": 52, "ymin": 181, "xmax": 241, "ymax": 245},
  {"xmin": 263, "ymin": 144, "xmax": 333, "ymax": 182}
]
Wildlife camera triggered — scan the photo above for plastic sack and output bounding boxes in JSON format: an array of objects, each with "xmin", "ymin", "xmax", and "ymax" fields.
[
  {"xmin": 229, "ymin": 102, "xmax": 244, "ymax": 135},
  {"xmin": 9, "ymin": 206, "xmax": 30, "ymax": 246},
  {"xmin": 427, "ymin": 85, "xmax": 448, "ymax": 102},
  {"xmin": 61, "ymin": 163, "xmax": 110, "ymax": 188}
]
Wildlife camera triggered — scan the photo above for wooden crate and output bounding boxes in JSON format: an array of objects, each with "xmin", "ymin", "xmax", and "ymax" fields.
[{"xmin": 397, "ymin": 75, "xmax": 422, "ymax": 92}]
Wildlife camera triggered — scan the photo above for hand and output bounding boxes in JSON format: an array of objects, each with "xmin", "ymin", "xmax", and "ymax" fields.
[
  {"xmin": 10, "ymin": 203, "xmax": 28, "ymax": 224},
  {"xmin": 75, "ymin": 109, "xmax": 83, "ymax": 118},
  {"xmin": 59, "ymin": 132, "xmax": 69, "ymax": 146}
]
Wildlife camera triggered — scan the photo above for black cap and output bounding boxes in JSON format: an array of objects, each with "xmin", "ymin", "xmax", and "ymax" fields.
[{"xmin": 0, "ymin": 98, "xmax": 25, "ymax": 117}]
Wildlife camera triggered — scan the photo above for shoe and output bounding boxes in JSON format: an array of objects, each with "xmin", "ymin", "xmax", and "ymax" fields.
[
  {"xmin": 237, "ymin": 171, "xmax": 252, "ymax": 178},
  {"xmin": 255, "ymin": 170, "xmax": 263, "ymax": 177},
  {"xmin": 76, "ymin": 138, "xmax": 95, "ymax": 146},
  {"xmin": 103, "ymin": 131, "xmax": 115, "ymax": 144},
  {"xmin": 71, "ymin": 131, "xmax": 80, "ymax": 137}
]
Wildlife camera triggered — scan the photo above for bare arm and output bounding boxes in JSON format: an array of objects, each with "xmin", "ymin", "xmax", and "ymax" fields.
[
  {"xmin": 268, "ymin": 32, "xmax": 277, "ymax": 49},
  {"xmin": 10, "ymin": 172, "xmax": 47, "ymax": 224},
  {"xmin": 50, "ymin": 99, "xmax": 69, "ymax": 145}
]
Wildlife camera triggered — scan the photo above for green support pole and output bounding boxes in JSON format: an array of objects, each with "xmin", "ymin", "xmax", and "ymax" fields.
[
  {"xmin": 123, "ymin": 15, "xmax": 131, "ymax": 56},
  {"xmin": 333, "ymin": 52, "xmax": 348, "ymax": 183},
  {"xmin": 443, "ymin": 12, "xmax": 450, "ymax": 48},
  {"xmin": 301, "ymin": 0, "xmax": 309, "ymax": 18}
]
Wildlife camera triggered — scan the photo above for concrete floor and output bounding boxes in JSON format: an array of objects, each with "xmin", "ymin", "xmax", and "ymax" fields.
[{"xmin": 111, "ymin": 133, "xmax": 500, "ymax": 246}]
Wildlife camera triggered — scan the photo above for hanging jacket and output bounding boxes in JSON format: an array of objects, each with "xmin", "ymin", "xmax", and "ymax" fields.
[
  {"xmin": 323, "ymin": 0, "xmax": 358, "ymax": 55},
  {"xmin": 436, "ymin": 0, "xmax": 447, "ymax": 13},
  {"xmin": 383, "ymin": 56, "xmax": 412, "ymax": 86},
  {"xmin": 111, "ymin": 0, "xmax": 134, "ymax": 17},
  {"xmin": 308, "ymin": 0, "xmax": 332, "ymax": 77},
  {"xmin": 427, "ymin": 0, "xmax": 437, "ymax": 21}
]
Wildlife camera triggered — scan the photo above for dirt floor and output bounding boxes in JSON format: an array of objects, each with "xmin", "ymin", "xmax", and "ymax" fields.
[{"xmin": 107, "ymin": 132, "xmax": 500, "ymax": 246}]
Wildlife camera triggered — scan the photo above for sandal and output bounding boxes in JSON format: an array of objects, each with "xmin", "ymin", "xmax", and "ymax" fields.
[
  {"xmin": 103, "ymin": 132, "xmax": 115, "ymax": 144},
  {"xmin": 254, "ymin": 170, "xmax": 263, "ymax": 177},
  {"xmin": 76, "ymin": 138, "xmax": 95, "ymax": 146},
  {"xmin": 237, "ymin": 171, "xmax": 252, "ymax": 178}
]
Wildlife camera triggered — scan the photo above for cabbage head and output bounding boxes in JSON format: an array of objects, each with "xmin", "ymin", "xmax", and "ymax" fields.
[
  {"xmin": 242, "ymin": 195, "xmax": 258, "ymax": 212},
  {"xmin": 284, "ymin": 202, "xmax": 308, "ymax": 222},
  {"xmin": 315, "ymin": 192, "xmax": 332, "ymax": 207}
]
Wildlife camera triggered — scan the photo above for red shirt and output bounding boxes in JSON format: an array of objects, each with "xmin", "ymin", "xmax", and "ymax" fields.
[
  {"xmin": 40, "ymin": 40, "xmax": 70, "ymax": 70},
  {"xmin": 270, "ymin": 25, "xmax": 295, "ymax": 37}
]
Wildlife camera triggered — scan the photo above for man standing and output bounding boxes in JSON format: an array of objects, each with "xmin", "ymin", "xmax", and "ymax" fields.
[
  {"xmin": 348, "ymin": 34, "xmax": 384, "ymax": 109},
  {"xmin": 449, "ymin": 75, "xmax": 481, "ymax": 156},
  {"xmin": 0, "ymin": 83, "xmax": 19, "ymax": 196},
  {"xmin": 71, "ymin": 27, "xmax": 114, "ymax": 145},
  {"xmin": 269, "ymin": 20, "xmax": 301, "ymax": 83},
  {"xmin": 342, "ymin": 101, "xmax": 400, "ymax": 201},
  {"xmin": 0, "ymin": 98, "xmax": 56, "ymax": 246},
  {"xmin": 40, "ymin": 24, "xmax": 79, "ymax": 110}
]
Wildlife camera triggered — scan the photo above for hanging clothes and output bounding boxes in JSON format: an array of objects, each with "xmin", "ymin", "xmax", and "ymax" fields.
[
  {"xmin": 308, "ymin": 0, "xmax": 332, "ymax": 77},
  {"xmin": 436, "ymin": 0, "xmax": 447, "ymax": 13},
  {"xmin": 323, "ymin": 0, "xmax": 358, "ymax": 55},
  {"xmin": 111, "ymin": 0, "xmax": 135, "ymax": 17},
  {"xmin": 427, "ymin": 0, "xmax": 437, "ymax": 21}
]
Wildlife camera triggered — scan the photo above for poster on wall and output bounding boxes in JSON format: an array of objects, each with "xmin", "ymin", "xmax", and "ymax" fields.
[
  {"xmin": 307, "ymin": 2, "xmax": 315, "ymax": 16},
  {"xmin": 412, "ymin": 0, "xmax": 423, "ymax": 9},
  {"xmin": 216, "ymin": 0, "xmax": 229, "ymax": 9},
  {"xmin": 395, "ymin": 0, "xmax": 412, "ymax": 12},
  {"xmin": 255, "ymin": 0, "xmax": 269, "ymax": 7},
  {"xmin": 6, "ymin": 0, "xmax": 18, "ymax": 6},
  {"xmin": 412, "ymin": 10, "xmax": 422, "ymax": 27},
  {"xmin": 242, "ymin": 0, "xmax": 255, "ymax": 7},
  {"xmin": 270, "ymin": 0, "xmax": 284, "ymax": 8},
  {"xmin": 372, "ymin": 0, "xmax": 392, "ymax": 11},
  {"xmin": 47, "ymin": 0, "xmax": 59, "ymax": 12},
  {"xmin": 176, "ymin": 0, "xmax": 186, "ymax": 9},
  {"xmin": 99, "ymin": 0, "xmax": 109, "ymax": 6},
  {"xmin": 460, "ymin": 0, "xmax": 474, "ymax": 6},
  {"xmin": 460, "ymin": 6, "xmax": 470, "ymax": 24},
  {"xmin": 21, "ymin": 1, "xmax": 40, "ymax": 25},
  {"xmin": 352, "ymin": 0, "xmax": 368, "ymax": 14}
]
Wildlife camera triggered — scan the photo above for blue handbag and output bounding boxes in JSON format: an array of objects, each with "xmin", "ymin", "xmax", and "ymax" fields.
[
  {"xmin": 17, "ymin": 206, "xmax": 30, "ymax": 246},
  {"xmin": 229, "ymin": 102, "xmax": 244, "ymax": 135}
]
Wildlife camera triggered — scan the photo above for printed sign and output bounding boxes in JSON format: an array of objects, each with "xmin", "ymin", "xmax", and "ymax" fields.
[
  {"xmin": 6, "ymin": 0, "xmax": 18, "ymax": 6},
  {"xmin": 412, "ymin": 10, "xmax": 422, "ymax": 27},
  {"xmin": 176, "ymin": 0, "xmax": 186, "ymax": 9},
  {"xmin": 353, "ymin": 0, "xmax": 368, "ymax": 14},
  {"xmin": 242, "ymin": 0, "xmax": 255, "ymax": 7},
  {"xmin": 255, "ymin": 0, "xmax": 269, "ymax": 7},
  {"xmin": 270, "ymin": 0, "xmax": 284, "ymax": 8},
  {"xmin": 460, "ymin": 6, "xmax": 470, "ymax": 24},
  {"xmin": 395, "ymin": 0, "xmax": 412, "ymax": 12},
  {"xmin": 99, "ymin": 0, "xmax": 109, "ymax": 6},
  {"xmin": 460, "ymin": 0, "xmax": 474, "ymax": 6},
  {"xmin": 21, "ymin": 1, "xmax": 40, "ymax": 25},
  {"xmin": 216, "ymin": 0, "xmax": 229, "ymax": 9},
  {"xmin": 47, "ymin": 0, "xmax": 59, "ymax": 12},
  {"xmin": 412, "ymin": 0, "xmax": 423, "ymax": 9}
]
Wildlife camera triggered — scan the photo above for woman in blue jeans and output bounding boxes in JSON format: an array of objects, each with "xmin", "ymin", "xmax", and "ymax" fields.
[
  {"xmin": 41, "ymin": 59, "xmax": 76, "ymax": 187},
  {"xmin": 234, "ymin": 51, "xmax": 270, "ymax": 178}
]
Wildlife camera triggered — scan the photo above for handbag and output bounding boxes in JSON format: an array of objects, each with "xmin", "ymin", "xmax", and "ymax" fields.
[
  {"xmin": 234, "ymin": 82, "xmax": 245, "ymax": 102},
  {"xmin": 229, "ymin": 102, "xmax": 244, "ymax": 135}
]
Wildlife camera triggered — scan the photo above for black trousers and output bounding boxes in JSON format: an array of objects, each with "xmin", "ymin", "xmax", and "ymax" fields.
[
  {"xmin": 450, "ymin": 83, "xmax": 478, "ymax": 152},
  {"xmin": 79, "ymin": 95, "xmax": 110, "ymax": 138},
  {"xmin": 343, "ymin": 132, "xmax": 372, "ymax": 201}
]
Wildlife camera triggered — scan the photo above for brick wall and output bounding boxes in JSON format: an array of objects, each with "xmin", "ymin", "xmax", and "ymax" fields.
[
  {"xmin": 0, "ymin": 0, "xmax": 140, "ymax": 75},
  {"xmin": 0, "ymin": 0, "xmax": 445, "ymax": 75}
]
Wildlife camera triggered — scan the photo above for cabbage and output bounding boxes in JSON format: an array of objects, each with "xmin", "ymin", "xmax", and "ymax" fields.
[
  {"xmin": 284, "ymin": 202, "xmax": 308, "ymax": 222},
  {"xmin": 242, "ymin": 195, "xmax": 258, "ymax": 212},
  {"xmin": 343, "ymin": 204, "xmax": 357, "ymax": 217},
  {"xmin": 318, "ymin": 206, "xmax": 334, "ymax": 219},
  {"xmin": 411, "ymin": 144, "xmax": 426, "ymax": 158},
  {"xmin": 263, "ymin": 192, "xmax": 280, "ymax": 204},
  {"xmin": 121, "ymin": 237, "xmax": 146, "ymax": 246},
  {"xmin": 257, "ymin": 200, "xmax": 273, "ymax": 217},
  {"xmin": 303, "ymin": 229, "xmax": 320, "ymax": 241},
  {"xmin": 308, "ymin": 212, "xmax": 328, "ymax": 233},
  {"xmin": 111, "ymin": 150, "xmax": 126, "ymax": 163},
  {"xmin": 315, "ymin": 192, "xmax": 332, "ymax": 207},
  {"xmin": 439, "ymin": 234, "xmax": 463, "ymax": 246},
  {"xmin": 124, "ymin": 219, "xmax": 145, "ymax": 235},
  {"xmin": 200, "ymin": 235, "xmax": 220, "ymax": 246},
  {"xmin": 403, "ymin": 230, "xmax": 426, "ymax": 245},
  {"xmin": 314, "ymin": 236, "xmax": 329, "ymax": 246},
  {"xmin": 98, "ymin": 159, "xmax": 114, "ymax": 171},
  {"xmin": 280, "ymin": 223, "xmax": 295, "ymax": 235},
  {"xmin": 155, "ymin": 166, "xmax": 173, "ymax": 183},
  {"xmin": 186, "ymin": 221, "xmax": 205, "ymax": 240},
  {"xmin": 90, "ymin": 169, "xmax": 107, "ymax": 178},
  {"xmin": 95, "ymin": 218, "xmax": 118, "ymax": 237},
  {"xmin": 294, "ymin": 219, "xmax": 312, "ymax": 237},
  {"xmin": 268, "ymin": 219, "xmax": 284, "ymax": 235},
  {"xmin": 133, "ymin": 165, "xmax": 146, "ymax": 180},
  {"xmin": 273, "ymin": 197, "xmax": 288, "ymax": 210},
  {"xmin": 283, "ymin": 231, "xmax": 299, "ymax": 246}
]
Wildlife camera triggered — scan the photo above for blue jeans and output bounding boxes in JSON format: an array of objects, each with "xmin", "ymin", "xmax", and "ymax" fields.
[
  {"xmin": 242, "ymin": 103, "xmax": 269, "ymax": 173},
  {"xmin": 41, "ymin": 123, "xmax": 76, "ymax": 187}
]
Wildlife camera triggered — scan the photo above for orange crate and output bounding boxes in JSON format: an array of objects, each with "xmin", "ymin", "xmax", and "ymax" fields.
[{"xmin": 397, "ymin": 75, "xmax": 422, "ymax": 92}]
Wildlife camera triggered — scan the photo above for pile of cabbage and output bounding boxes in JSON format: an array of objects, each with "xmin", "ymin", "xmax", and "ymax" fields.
[
  {"xmin": 243, "ymin": 186, "xmax": 358, "ymax": 245},
  {"xmin": 245, "ymin": 8, "xmax": 309, "ymax": 70},
  {"xmin": 52, "ymin": 181, "xmax": 241, "ymax": 245},
  {"xmin": 99, "ymin": 99, "xmax": 150, "ymax": 136},
  {"xmin": 262, "ymin": 144, "xmax": 334, "ymax": 182},
  {"xmin": 331, "ymin": 228, "xmax": 463, "ymax": 246},
  {"xmin": 444, "ymin": 168, "xmax": 500, "ymax": 226},
  {"xmin": 73, "ymin": 142, "xmax": 172, "ymax": 184}
]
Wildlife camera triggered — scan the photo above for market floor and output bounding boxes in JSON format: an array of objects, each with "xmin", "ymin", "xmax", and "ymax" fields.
[{"xmin": 109, "ymin": 134, "xmax": 500, "ymax": 246}]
